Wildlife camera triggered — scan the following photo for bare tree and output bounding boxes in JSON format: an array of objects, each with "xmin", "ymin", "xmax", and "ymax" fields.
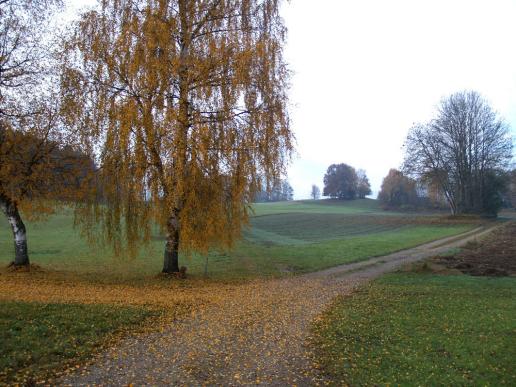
[
  {"xmin": 310, "ymin": 184, "xmax": 320, "ymax": 200},
  {"xmin": 403, "ymin": 91, "xmax": 513, "ymax": 215},
  {"xmin": 0, "ymin": 0, "xmax": 61, "ymax": 117}
]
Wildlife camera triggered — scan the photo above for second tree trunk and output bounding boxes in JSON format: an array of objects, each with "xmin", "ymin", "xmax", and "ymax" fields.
[
  {"xmin": 0, "ymin": 195, "xmax": 30, "ymax": 266},
  {"xmin": 162, "ymin": 217, "xmax": 180, "ymax": 273}
]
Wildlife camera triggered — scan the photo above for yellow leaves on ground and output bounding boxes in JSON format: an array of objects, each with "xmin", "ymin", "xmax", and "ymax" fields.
[
  {"xmin": 0, "ymin": 270, "xmax": 225, "ymax": 311},
  {"xmin": 52, "ymin": 269, "xmax": 355, "ymax": 385}
]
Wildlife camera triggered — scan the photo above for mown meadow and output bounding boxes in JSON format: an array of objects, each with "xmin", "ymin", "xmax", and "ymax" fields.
[{"xmin": 312, "ymin": 273, "xmax": 516, "ymax": 385}]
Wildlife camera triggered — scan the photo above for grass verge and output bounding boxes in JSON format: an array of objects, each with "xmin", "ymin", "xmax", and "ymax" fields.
[
  {"xmin": 232, "ymin": 225, "xmax": 474, "ymax": 277},
  {"xmin": 0, "ymin": 301, "xmax": 159, "ymax": 384},
  {"xmin": 312, "ymin": 273, "xmax": 516, "ymax": 385}
]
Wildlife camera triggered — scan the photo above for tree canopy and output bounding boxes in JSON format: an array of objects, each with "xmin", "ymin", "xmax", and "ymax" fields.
[
  {"xmin": 323, "ymin": 163, "xmax": 371, "ymax": 200},
  {"xmin": 0, "ymin": 0, "xmax": 62, "ymax": 117},
  {"xmin": 403, "ymin": 91, "xmax": 513, "ymax": 216},
  {"xmin": 61, "ymin": 0, "xmax": 293, "ymax": 273},
  {"xmin": 377, "ymin": 169, "xmax": 418, "ymax": 209},
  {"xmin": 356, "ymin": 169, "xmax": 372, "ymax": 199}
]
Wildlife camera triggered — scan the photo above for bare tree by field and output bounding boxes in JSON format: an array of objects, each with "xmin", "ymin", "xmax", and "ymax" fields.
[
  {"xmin": 277, "ymin": 180, "xmax": 294, "ymax": 202},
  {"xmin": 310, "ymin": 184, "xmax": 320, "ymax": 200},
  {"xmin": 0, "ymin": 0, "xmax": 80, "ymax": 267},
  {"xmin": 61, "ymin": 0, "xmax": 293, "ymax": 274},
  {"xmin": 403, "ymin": 91, "xmax": 513, "ymax": 216}
]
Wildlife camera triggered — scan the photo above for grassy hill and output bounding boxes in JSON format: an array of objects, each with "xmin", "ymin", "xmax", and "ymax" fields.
[{"xmin": 252, "ymin": 198, "xmax": 384, "ymax": 216}]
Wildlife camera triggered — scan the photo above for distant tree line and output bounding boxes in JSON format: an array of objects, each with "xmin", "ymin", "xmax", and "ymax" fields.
[
  {"xmin": 254, "ymin": 179, "xmax": 294, "ymax": 202},
  {"xmin": 322, "ymin": 163, "xmax": 371, "ymax": 200},
  {"xmin": 378, "ymin": 166, "xmax": 516, "ymax": 214}
]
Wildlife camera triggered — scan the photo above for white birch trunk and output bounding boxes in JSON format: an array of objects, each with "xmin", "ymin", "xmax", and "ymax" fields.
[{"xmin": 0, "ymin": 194, "xmax": 30, "ymax": 266}]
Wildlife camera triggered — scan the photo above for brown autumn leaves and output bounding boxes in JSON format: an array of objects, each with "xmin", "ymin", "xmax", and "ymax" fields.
[{"xmin": 1, "ymin": 0, "xmax": 293, "ymax": 271}]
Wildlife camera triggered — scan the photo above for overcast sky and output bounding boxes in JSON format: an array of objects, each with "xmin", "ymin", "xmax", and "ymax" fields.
[
  {"xmin": 66, "ymin": 0, "xmax": 516, "ymax": 199},
  {"xmin": 282, "ymin": 0, "xmax": 516, "ymax": 199}
]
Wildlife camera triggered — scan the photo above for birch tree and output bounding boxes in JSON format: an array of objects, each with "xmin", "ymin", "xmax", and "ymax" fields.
[
  {"xmin": 0, "ymin": 107, "xmax": 94, "ymax": 266},
  {"xmin": 0, "ymin": 0, "xmax": 68, "ymax": 267},
  {"xmin": 61, "ymin": 0, "xmax": 293, "ymax": 273}
]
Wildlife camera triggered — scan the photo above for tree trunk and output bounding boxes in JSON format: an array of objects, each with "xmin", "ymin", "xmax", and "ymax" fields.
[
  {"xmin": 162, "ymin": 216, "xmax": 180, "ymax": 273},
  {"xmin": 0, "ymin": 194, "xmax": 29, "ymax": 266},
  {"xmin": 163, "ymin": 0, "xmax": 189, "ymax": 275}
]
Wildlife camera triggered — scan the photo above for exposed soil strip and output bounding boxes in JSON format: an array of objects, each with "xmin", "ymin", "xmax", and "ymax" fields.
[{"xmin": 432, "ymin": 222, "xmax": 516, "ymax": 277}]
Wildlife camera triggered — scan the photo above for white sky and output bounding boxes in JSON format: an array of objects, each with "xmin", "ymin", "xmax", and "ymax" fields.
[
  {"xmin": 282, "ymin": 0, "xmax": 516, "ymax": 199},
  {"xmin": 66, "ymin": 0, "xmax": 516, "ymax": 199}
]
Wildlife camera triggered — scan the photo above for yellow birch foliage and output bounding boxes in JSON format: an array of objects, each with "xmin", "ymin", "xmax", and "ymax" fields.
[{"xmin": 61, "ymin": 0, "xmax": 293, "ymax": 260}]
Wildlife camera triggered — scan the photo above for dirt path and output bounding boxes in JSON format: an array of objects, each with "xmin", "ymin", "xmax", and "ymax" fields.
[{"xmin": 61, "ymin": 226, "xmax": 495, "ymax": 386}]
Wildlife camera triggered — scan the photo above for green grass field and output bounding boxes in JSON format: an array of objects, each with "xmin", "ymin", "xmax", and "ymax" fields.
[
  {"xmin": 252, "ymin": 198, "xmax": 387, "ymax": 216},
  {"xmin": 0, "ymin": 199, "xmax": 476, "ymax": 281},
  {"xmin": 312, "ymin": 273, "xmax": 516, "ymax": 385},
  {"xmin": 0, "ymin": 301, "xmax": 158, "ymax": 384}
]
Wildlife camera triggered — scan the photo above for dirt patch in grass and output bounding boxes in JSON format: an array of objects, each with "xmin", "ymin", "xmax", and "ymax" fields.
[{"xmin": 432, "ymin": 222, "xmax": 516, "ymax": 277}]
